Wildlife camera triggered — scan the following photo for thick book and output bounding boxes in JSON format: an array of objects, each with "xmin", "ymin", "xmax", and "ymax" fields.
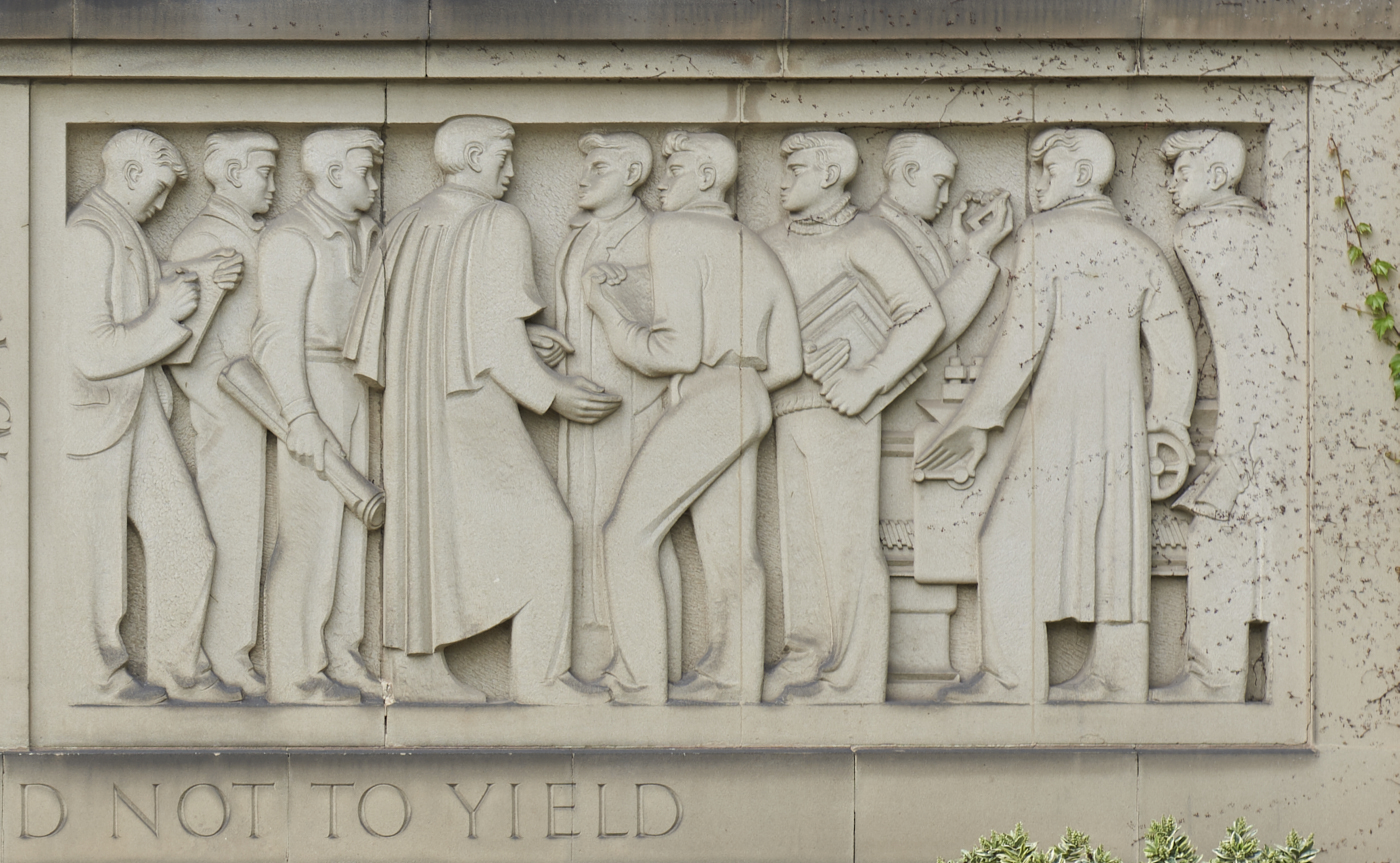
[{"xmin": 798, "ymin": 270, "xmax": 926, "ymax": 423}]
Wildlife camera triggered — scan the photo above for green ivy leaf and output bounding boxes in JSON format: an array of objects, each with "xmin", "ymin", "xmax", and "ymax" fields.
[
  {"xmin": 1336, "ymin": 195, "xmax": 1348, "ymax": 209},
  {"xmin": 1358, "ymin": 222, "xmax": 1374, "ymax": 234},
  {"xmin": 1374, "ymin": 259, "xmax": 1395, "ymax": 277},
  {"xmin": 1389, "ymin": 352, "xmax": 1400, "ymax": 378},
  {"xmin": 1342, "ymin": 168, "xmax": 1352, "ymax": 180},
  {"xmin": 1372, "ymin": 314, "xmax": 1395, "ymax": 339},
  {"xmin": 1349, "ymin": 244, "xmax": 1365, "ymax": 264},
  {"xmin": 1366, "ymin": 290, "xmax": 1389, "ymax": 311},
  {"xmin": 1391, "ymin": 376, "xmax": 1400, "ymax": 401}
]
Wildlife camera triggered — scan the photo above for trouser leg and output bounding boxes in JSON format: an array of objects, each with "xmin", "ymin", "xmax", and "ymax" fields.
[
  {"xmin": 688, "ymin": 444, "xmax": 765, "ymax": 702},
  {"xmin": 772, "ymin": 412, "xmax": 832, "ymax": 683},
  {"xmin": 67, "ymin": 433, "xmax": 136, "ymax": 691},
  {"xmin": 1183, "ymin": 516, "xmax": 1254, "ymax": 697},
  {"xmin": 963, "ymin": 477, "xmax": 1035, "ymax": 703},
  {"xmin": 603, "ymin": 367, "xmax": 764, "ymax": 702},
  {"xmin": 183, "ymin": 368, "xmax": 267, "ymax": 685},
  {"xmin": 781, "ymin": 411, "xmax": 887, "ymax": 704},
  {"xmin": 510, "ymin": 575, "xmax": 574, "ymax": 702},
  {"xmin": 127, "ymin": 391, "xmax": 218, "ymax": 691},
  {"xmin": 322, "ymin": 366, "xmax": 369, "ymax": 676},
  {"xmin": 265, "ymin": 439, "xmax": 346, "ymax": 694}
]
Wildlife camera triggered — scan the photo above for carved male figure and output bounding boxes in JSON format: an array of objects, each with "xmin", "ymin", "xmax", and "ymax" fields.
[
  {"xmin": 1152, "ymin": 129, "xmax": 1296, "ymax": 703},
  {"xmin": 868, "ymin": 131, "xmax": 1012, "ymax": 354},
  {"xmin": 169, "ymin": 130, "xmax": 279, "ymax": 698},
  {"xmin": 591, "ymin": 131, "xmax": 803, "ymax": 703},
  {"xmin": 253, "ymin": 129, "xmax": 382, "ymax": 705},
  {"xmin": 64, "ymin": 129, "xmax": 243, "ymax": 704},
  {"xmin": 549, "ymin": 132, "xmax": 678, "ymax": 682},
  {"xmin": 345, "ymin": 115, "xmax": 618, "ymax": 704},
  {"xmin": 916, "ymin": 128, "xmax": 1197, "ymax": 703},
  {"xmin": 761, "ymin": 131, "xmax": 946, "ymax": 704}
]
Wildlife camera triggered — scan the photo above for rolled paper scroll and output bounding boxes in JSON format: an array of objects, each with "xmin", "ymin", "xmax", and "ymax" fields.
[{"xmin": 218, "ymin": 357, "xmax": 386, "ymax": 530}]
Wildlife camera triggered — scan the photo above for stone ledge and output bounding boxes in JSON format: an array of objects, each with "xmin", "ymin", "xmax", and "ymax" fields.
[{"xmin": 0, "ymin": 0, "xmax": 1397, "ymax": 42}]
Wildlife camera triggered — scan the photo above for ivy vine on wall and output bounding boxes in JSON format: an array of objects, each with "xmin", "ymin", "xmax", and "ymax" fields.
[{"xmin": 1329, "ymin": 134, "xmax": 1400, "ymax": 398}]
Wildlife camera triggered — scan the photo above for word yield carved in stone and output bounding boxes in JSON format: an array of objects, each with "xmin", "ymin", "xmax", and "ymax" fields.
[{"xmin": 56, "ymin": 118, "xmax": 1301, "ymax": 712}]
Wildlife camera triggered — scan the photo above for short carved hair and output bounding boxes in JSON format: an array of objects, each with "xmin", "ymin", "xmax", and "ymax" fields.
[
  {"xmin": 1029, "ymin": 127, "xmax": 1116, "ymax": 191},
  {"xmin": 661, "ymin": 130, "xmax": 739, "ymax": 192},
  {"xmin": 434, "ymin": 115, "xmax": 515, "ymax": 175},
  {"xmin": 300, "ymin": 128, "xmax": 384, "ymax": 181},
  {"xmin": 1160, "ymin": 128, "xmax": 1246, "ymax": 189},
  {"xmin": 101, "ymin": 129, "xmax": 188, "ymax": 182},
  {"xmin": 883, "ymin": 132, "xmax": 957, "ymax": 182},
  {"xmin": 578, "ymin": 131, "xmax": 653, "ymax": 187},
  {"xmin": 780, "ymin": 130, "xmax": 860, "ymax": 187},
  {"xmin": 202, "ymin": 130, "xmax": 280, "ymax": 189}
]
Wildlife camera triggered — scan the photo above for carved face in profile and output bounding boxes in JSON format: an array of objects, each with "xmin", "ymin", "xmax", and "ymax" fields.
[
  {"xmin": 1032, "ymin": 146, "xmax": 1089, "ymax": 213},
  {"xmin": 780, "ymin": 149, "xmax": 834, "ymax": 215},
  {"xmin": 904, "ymin": 160, "xmax": 955, "ymax": 221},
  {"xmin": 1167, "ymin": 149, "xmax": 1217, "ymax": 213},
  {"xmin": 332, "ymin": 147, "xmax": 380, "ymax": 214},
  {"xmin": 477, "ymin": 136, "xmax": 515, "ymax": 199},
  {"xmin": 658, "ymin": 150, "xmax": 705, "ymax": 212},
  {"xmin": 129, "ymin": 162, "xmax": 181, "ymax": 224},
  {"xmin": 230, "ymin": 149, "xmax": 277, "ymax": 216},
  {"xmin": 577, "ymin": 148, "xmax": 633, "ymax": 211}
]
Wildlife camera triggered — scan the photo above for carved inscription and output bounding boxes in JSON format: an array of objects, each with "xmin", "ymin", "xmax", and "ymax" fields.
[{"xmin": 19, "ymin": 779, "xmax": 683, "ymax": 844}]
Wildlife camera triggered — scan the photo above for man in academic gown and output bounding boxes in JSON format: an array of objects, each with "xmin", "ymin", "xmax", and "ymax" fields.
[
  {"xmin": 344, "ymin": 115, "xmax": 619, "ymax": 705},
  {"xmin": 917, "ymin": 127, "xmax": 1197, "ymax": 704}
]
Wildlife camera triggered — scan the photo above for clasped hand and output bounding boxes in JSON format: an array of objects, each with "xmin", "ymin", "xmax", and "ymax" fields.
[
  {"xmin": 914, "ymin": 423, "xmax": 989, "ymax": 481},
  {"xmin": 287, "ymin": 413, "xmax": 345, "ymax": 478}
]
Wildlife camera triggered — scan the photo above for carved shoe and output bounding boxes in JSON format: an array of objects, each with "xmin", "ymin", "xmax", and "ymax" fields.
[
  {"xmin": 669, "ymin": 671, "xmax": 741, "ymax": 704},
  {"xmin": 761, "ymin": 658, "xmax": 822, "ymax": 702},
  {"xmin": 160, "ymin": 672, "xmax": 243, "ymax": 704},
  {"xmin": 328, "ymin": 653, "xmax": 383, "ymax": 699},
  {"xmin": 935, "ymin": 670, "xmax": 1023, "ymax": 704},
  {"xmin": 1149, "ymin": 670, "xmax": 1242, "ymax": 703},
  {"xmin": 1047, "ymin": 671, "xmax": 1119, "ymax": 703},
  {"xmin": 518, "ymin": 672, "xmax": 611, "ymax": 706},
  {"xmin": 214, "ymin": 666, "xmax": 268, "ymax": 700},
  {"xmin": 600, "ymin": 671, "xmax": 665, "ymax": 706},
  {"xmin": 74, "ymin": 670, "xmax": 168, "ymax": 706},
  {"xmin": 268, "ymin": 673, "xmax": 361, "ymax": 706}
]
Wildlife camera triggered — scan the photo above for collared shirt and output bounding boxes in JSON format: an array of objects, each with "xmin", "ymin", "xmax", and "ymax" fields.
[{"xmin": 253, "ymin": 191, "xmax": 378, "ymax": 421}]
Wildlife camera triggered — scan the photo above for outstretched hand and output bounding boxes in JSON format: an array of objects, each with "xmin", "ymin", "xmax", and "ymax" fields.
[
  {"xmin": 553, "ymin": 375, "xmax": 622, "ymax": 424},
  {"xmin": 914, "ymin": 423, "xmax": 988, "ymax": 480}
]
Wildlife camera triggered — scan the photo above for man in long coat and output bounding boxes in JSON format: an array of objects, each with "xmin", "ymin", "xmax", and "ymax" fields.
[
  {"xmin": 917, "ymin": 128, "xmax": 1197, "ymax": 703},
  {"xmin": 1153, "ymin": 129, "xmax": 1298, "ymax": 702},
  {"xmin": 345, "ymin": 115, "xmax": 619, "ymax": 704}
]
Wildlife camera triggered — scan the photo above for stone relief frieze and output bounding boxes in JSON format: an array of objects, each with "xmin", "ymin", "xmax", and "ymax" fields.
[{"xmin": 38, "ymin": 79, "xmax": 1309, "ymax": 745}]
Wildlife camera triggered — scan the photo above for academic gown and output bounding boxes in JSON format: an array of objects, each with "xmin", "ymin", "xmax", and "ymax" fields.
[{"xmin": 345, "ymin": 183, "xmax": 570, "ymax": 655}]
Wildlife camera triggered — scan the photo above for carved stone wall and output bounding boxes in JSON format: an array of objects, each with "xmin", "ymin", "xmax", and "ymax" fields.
[{"xmin": 0, "ymin": 15, "xmax": 1397, "ymax": 862}]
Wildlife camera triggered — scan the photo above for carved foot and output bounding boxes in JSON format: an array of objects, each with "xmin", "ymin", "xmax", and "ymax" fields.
[
  {"xmin": 214, "ymin": 666, "xmax": 268, "ymax": 700},
  {"xmin": 1149, "ymin": 671, "xmax": 1243, "ymax": 703},
  {"xmin": 669, "ymin": 671, "xmax": 741, "ymax": 704},
  {"xmin": 518, "ymin": 672, "xmax": 611, "ymax": 706},
  {"xmin": 761, "ymin": 657, "xmax": 822, "ymax": 702},
  {"xmin": 934, "ymin": 671, "xmax": 1023, "ymax": 704},
  {"xmin": 74, "ymin": 671, "xmax": 168, "ymax": 706},
  {"xmin": 600, "ymin": 671, "xmax": 666, "ymax": 706},
  {"xmin": 328, "ymin": 652, "xmax": 383, "ymax": 699},
  {"xmin": 157, "ymin": 672, "xmax": 243, "ymax": 704},
  {"xmin": 385, "ymin": 650, "xmax": 486, "ymax": 704},
  {"xmin": 267, "ymin": 673, "xmax": 361, "ymax": 706}
]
